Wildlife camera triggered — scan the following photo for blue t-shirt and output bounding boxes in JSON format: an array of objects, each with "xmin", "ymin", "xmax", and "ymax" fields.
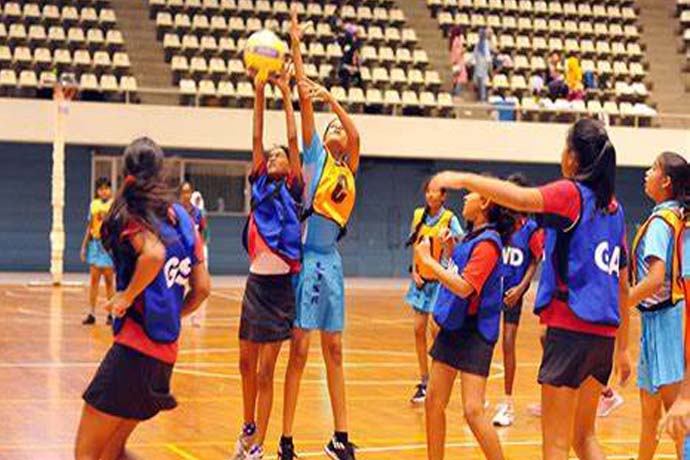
[
  {"xmin": 301, "ymin": 133, "xmax": 352, "ymax": 252},
  {"xmin": 636, "ymin": 200, "xmax": 679, "ymax": 308}
]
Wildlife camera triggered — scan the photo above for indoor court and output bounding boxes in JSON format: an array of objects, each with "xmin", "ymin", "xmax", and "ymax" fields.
[{"xmin": 0, "ymin": 277, "xmax": 677, "ymax": 460}]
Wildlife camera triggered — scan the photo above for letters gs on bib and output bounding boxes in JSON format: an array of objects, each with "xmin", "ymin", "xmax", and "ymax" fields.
[
  {"xmin": 594, "ymin": 241, "xmax": 621, "ymax": 277},
  {"xmin": 165, "ymin": 256, "xmax": 193, "ymax": 288}
]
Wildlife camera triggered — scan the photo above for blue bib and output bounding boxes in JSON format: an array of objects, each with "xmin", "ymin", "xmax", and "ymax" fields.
[
  {"xmin": 535, "ymin": 182, "xmax": 625, "ymax": 326},
  {"xmin": 112, "ymin": 204, "xmax": 198, "ymax": 343},
  {"xmin": 433, "ymin": 227, "xmax": 504, "ymax": 343},
  {"xmin": 243, "ymin": 175, "xmax": 302, "ymax": 264},
  {"xmin": 502, "ymin": 218, "xmax": 539, "ymax": 290}
]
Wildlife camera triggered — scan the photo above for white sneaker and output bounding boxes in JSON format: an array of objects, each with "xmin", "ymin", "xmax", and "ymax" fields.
[
  {"xmin": 597, "ymin": 391, "xmax": 624, "ymax": 417},
  {"xmin": 492, "ymin": 402, "xmax": 515, "ymax": 427},
  {"xmin": 245, "ymin": 445, "xmax": 264, "ymax": 460},
  {"xmin": 230, "ymin": 425, "xmax": 254, "ymax": 460}
]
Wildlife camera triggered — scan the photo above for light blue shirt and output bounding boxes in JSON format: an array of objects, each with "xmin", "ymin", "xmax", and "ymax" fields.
[
  {"xmin": 420, "ymin": 207, "xmax": 463, "ymax": 237},
  {"xmin": 301, "ymin": 133, "xmax": 352, "ymax": 252},
  {"xmin": 636, "ymin": 200, "xmax": 679, "ymax": 308}
]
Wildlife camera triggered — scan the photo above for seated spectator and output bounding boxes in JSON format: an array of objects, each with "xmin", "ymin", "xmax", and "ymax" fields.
[
  {"xmin": 565, "ymin": 56, "xmax": 584, "ymax": 100},
  {"xmin": 583, "ymin": 70, "xmax": 598, "ymax": 91}
]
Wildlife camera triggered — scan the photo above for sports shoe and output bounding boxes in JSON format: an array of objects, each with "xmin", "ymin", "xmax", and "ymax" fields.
[
  {"xmin": 596, "ymin": 390, "xmax": 623, "ymax": 417},
  {"xmin": 324, "ymin": 438, "xmax": 356, "ymax": 460},
  {"xmin": 277, "ymin": 442, "xmax": 298, "ymax": 460},
  {"xmin": 230, "ymin": 423, "xmax": 256, "ymax": 460},
  {"xmin": 526, "ymin": 402, "xmax": 541, "ymax": 417},
  {"xmin": 492, "ymin": 402, "xmax": 515, "ymax": 427},
  {"xmin": 410, "ymin": 383, "xmax": 426, "ymax": 403},
  {"xmin": 105, "ymin": 314, "xmax": 113, "ymax": 326},
  {"xmin": 82, "ymin": 313, "xmax": 96, "ymax": 325},
  {"xmin": 245, "ymin": 445, "xmax": 263, "ymax": 460}
]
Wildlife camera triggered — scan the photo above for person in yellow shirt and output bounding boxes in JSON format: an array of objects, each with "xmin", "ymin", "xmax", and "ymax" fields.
[{"xmin": 80, "ymin": 177, "xmax": 115, "ymax": 325}]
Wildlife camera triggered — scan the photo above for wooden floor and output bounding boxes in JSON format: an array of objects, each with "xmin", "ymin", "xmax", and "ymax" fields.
[{"xmin": 0, "ymin": 280, "xmax": 677, "ymax": 460}]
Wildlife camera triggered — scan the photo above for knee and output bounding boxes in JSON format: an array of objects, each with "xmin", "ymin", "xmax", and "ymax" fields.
[
  {"xmin": 74, "ymin": 444, "xmax": 98, "ymax": 460},
  {"xmin": 290, "ymin": 342, "xmax": 309, "ymax": 371},
  {"xmin": 425, "ymin": 389, "xmax": 446, "ymax": 414},
  {"xmin": 641, "ymin": 403, "xmax": 662, "ymax": 422},
  {"xmin": 462, "ymin": 400, "xmax": 484, "ymax": 424},
  {"xmin": 257, "ymin": 363, "xmax": 275, "ymax": 390},
  {"xmin": 414, "ymin": 321, "xmax": 426, "ymax": 339},
  {"xmin": 239, "ymin": 354, "xmax": 255, "ymax": 376},
  {"xmin": 324, "ymin": 340, "xmax": 343, "ymax": 367}
]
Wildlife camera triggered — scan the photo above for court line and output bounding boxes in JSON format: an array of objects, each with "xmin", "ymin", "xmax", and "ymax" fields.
[{"xmin": 165, "ymin": 443, "xmax": 200, "ymax": 460}]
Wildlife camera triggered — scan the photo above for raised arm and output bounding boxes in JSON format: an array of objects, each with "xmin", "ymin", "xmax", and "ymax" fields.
[
  {"xmin": 290, "ymin": 7, "xmax": 315, "ymax": 147},
  {"xmin": 430, "ymin": 171, "xmax": 544, "ymax": 214},
  {"xmin": 272, "ymin": 69, "xmax": 301, "ymax": 179},
  {"xmin": 252, "ymin": 76, "xmax": 267, "ymax": 171},
  {"xmin": 299, "ymin": 77, "xmax": 361, "ymax": 172}
]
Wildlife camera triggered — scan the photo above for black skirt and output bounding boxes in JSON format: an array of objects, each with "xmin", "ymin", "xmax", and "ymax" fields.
[
  {"xmin": 430, "ymin": 316, "xmax": 496, "ymax": 377},
  {"xmin": 240, "ymin": 272, "xmax": 296, "ymax": 343},
  {"xmin": 83, "ymin": 343, "xmax": 177, "ymax": 421}
]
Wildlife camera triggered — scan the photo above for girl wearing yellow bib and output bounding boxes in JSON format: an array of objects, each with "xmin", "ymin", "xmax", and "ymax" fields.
[
  {"xmin": 404, "ymin": 180, "xmax": 463, "ymax": 403},
  {"xmin": 278, "ymin": 9, "xmax": 360, "ymax": 460},
  {"xmin": 80, "ymin": 177, "xmax": 115, "ymax": 325}
]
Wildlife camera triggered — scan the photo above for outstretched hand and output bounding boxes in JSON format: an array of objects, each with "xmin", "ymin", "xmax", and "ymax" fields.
[{"xmin": 298, "ymin": 77, "xmax": 330, "ymax": 102}]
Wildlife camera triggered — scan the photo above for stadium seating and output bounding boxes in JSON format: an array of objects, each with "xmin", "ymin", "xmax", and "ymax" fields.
[
  {"xmin": 0, "ymin": 0, "xmax": 137, "ymax": 101},
  {"xmin": 149, "ymin": 0, "xmax": 453, "ymax": 116},
  {"xmin": 427, "ymin": 0, "xmax": 657, "ymax": 124}
]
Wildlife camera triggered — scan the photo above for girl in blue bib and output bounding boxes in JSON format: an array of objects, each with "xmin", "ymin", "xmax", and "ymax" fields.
[
  {"xmin": 430, "ymin": 118, "xmax": 632, "ymax": 460},
  {"xmin": 415, "ymin": 178, "xmax": 513, "ymax": 460}
]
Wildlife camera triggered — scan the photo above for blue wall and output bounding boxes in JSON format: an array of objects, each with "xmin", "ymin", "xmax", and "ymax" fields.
[{"xmin": 0, "ymin": 142, "xmax": 652, "ymax": 276}]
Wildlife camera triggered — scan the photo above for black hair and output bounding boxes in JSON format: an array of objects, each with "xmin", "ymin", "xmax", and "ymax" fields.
[
  {"xmin": 657, "ymin": 152, "xmax": 689, "ymax": 204},
  {"xmin": 567, "ymin": 118, "xmax": 616, "ymax": 210},
  {"xmin": 102, "ymin": 137, "xmax": 175, "ymax": 253},
  {"xmin": 94, "ymin": 176, "xmax": 111, "ymax": 193},
  {"xmin": 506, "ymin": 172, "xmax": 531, "ymax": 187},
  {"xmin": 405, "ymin": 178, "xmax": 448, "ymax": 247},
  {"xmin": 180, "ymin": 180, "xmax": 193, "ymax": 192},
  {"xmin": 465, "ymin": 173, "xmax": 515, "ymax": 244}
]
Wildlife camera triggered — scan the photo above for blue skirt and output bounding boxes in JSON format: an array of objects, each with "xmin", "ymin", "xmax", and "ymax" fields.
[
  {"xmin": 87, "ymin": 239, "xmax": 114, "ymax": 268},
  {"xmin": 637, "ymin": 304, "xmax": 685, "ymax": 394},
  {"xmin": 404, "ymin": 281, "xmax": 441, "ymax": 314}
]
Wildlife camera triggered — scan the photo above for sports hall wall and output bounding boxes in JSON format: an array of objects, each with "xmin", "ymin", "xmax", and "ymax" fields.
[{"xmin": 0, "ymin": 141, "xmax": 651, "ymax": 276}]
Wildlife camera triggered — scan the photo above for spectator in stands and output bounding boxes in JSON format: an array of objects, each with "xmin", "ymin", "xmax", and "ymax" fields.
[
  {"xmin": 546, "ymin": 51, "xmax": 567, "ymax": 99},
  {"xmin": 472, "ymin": 28, "xmax": 492, "ymax": 102},
  {"xmin": 565, "ymin": 56, "xmax": 584, "ymax": 101},
  {"xmin": 337, "ymin": 23, "xmax": 362, "ymax": 90},
  {"xmin": 530, "ymin": 74, "xmax": 545, "ymax": 96},
  {"xmin": 449, "ymin": 26, "xmax": 468, "ymax": 96},
  {"xmin": 583, "ymin": 71, "xmax": 598, "ymax": 92}
]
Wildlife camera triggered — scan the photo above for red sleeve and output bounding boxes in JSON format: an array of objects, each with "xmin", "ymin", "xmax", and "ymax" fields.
[
  {"xmin": 538, "ymin": 180, "xmax": 581, "ymax": 231},
  {"xmin": 529, "ymin": 228, "xmax": 544, "ymax": 259},
  {"xmin": 461, "ymin": 241, "xmax": 501, "ymax": 295},
  {"xmin": 198, "ymin": 214, "xmax": 208, "ymax": 233},
  {"xmin": 120, "ymin": 219, "xmax": 145, "ymax": 240}
]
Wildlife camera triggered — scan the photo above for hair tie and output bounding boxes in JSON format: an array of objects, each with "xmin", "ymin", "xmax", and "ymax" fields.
[{"xmin": 124, "ymin": 174, "xmax": 136, "ymax": 187}]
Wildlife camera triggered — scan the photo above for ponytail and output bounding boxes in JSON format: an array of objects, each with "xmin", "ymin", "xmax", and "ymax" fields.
[
  {"xmin": 488, "ymin": 203, "xmax": 516, "ymax": 244},
  {"xmin": 102, "ymin": 137, "xmax": 174, "ymax": 253},
  {"xmin": 658, "ymin": 152, "xmax": 690, "ymax": 213},
  {"xmin": 406, "ymin": 205, "xmax": 430, "ymax": 247},
  {"xmin": 567, "ymin": 118, "xmax": 616, "ymax": 210}
]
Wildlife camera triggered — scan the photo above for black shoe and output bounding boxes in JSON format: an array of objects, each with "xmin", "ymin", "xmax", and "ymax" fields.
[
  {"xmin": 105, "ymin": 314, "xmax": 113, "ymax": 326},
  {"xmin": 410, "ymin": 383, "xmax": 427, "ymax": 403},
  {"xmin": 278, "ymin": 443, "xmax": 298, "ymax": 460},
  {"xmin": 82, "ymin": 313, "xmax": 96, "ymax": 325},
  {"xmin": 324, "ymin": 439, "xmax": 356, "ymax": 460}
]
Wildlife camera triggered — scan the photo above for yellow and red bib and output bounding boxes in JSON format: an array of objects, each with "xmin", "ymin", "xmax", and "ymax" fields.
[{"xmin": 411, "ymin": 207, "xmax": 455, "ymax": 282}]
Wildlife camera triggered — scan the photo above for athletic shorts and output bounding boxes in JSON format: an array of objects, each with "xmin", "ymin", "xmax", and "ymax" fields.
[
  {"xmin": 295, "ymin": 249, "xmax": 345, "ymax": 332},
  {"xmin": 240, "ymin": 272, "xmax": 296, "ymax": 343},
  {"xmin": 430, "ymin": 316, "xmax": 495, "ymax": 377},
  {"xmin": 404, "ymin": 280, "xmax": 441, "ymax": 314},
  {"xmin": 538, "ymin": 327, "xmax": 614, "ymax": 389},
  {"xmin": 638, "ymin": 305, "xmax": 685, "ymax": 394},
  {"xmin": 83, "ymin": 343, "xmax": 176, "ymax": 421},
  {"xmin": 502, "ymin": 298, "xmax": 523, "ymax": 325},
  {"xmin": 86, "ymin": 239, "xmax": 114, "ymax": 268}
]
